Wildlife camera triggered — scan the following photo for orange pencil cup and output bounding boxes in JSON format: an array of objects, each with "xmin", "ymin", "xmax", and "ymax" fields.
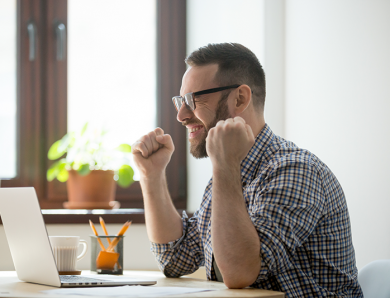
[{"xmin": 90, "ymin": 235, "xmax": 124, "ymax": 275}]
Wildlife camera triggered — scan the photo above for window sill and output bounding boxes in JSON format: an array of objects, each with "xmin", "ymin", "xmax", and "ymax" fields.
[
  {"xmin": 0, "ymin": 209, "xmax": 191, "ymax": 225},
  {"xmin": 40, "ymin": 208, "xmax": 147, "ymax": 224}
]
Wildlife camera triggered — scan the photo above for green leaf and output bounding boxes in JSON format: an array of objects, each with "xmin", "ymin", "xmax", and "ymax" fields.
[
  {"xmin": 58, "ymin": 133, "xmax": 71, "ymax": 152},
  {"xmin": 117, "ymin": 165, "xmax": 134, "ymax": 188},
  {"xmin": 47, "ymin": 166, "xmax": 58, "ymax": 181},
  {"xmin": 46, "ymin": 159, "xmax": 67, "ymax": 181},
  {"xmin": 48, "ymin": 140, "xmax": 66, "ymax": 160},
  {"xmin": 68, "ymin": 132, "xmax": 76, "ymax": 147},
  {"xmin": 77, "ymin": 164, "xmax": 91, "ymax": 176},
  {"xmin": 80, "ymin": 122, "xmax": 89, "ymax": 136},
  {"xmin": 57, "ymin": 168, "xmax": 69, "ymax": 182},
  {"xmin": 116, "ymin": 144, "xmax": 131, "ymax": 153}
]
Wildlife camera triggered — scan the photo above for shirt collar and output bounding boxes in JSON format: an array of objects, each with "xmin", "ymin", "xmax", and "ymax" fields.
[{"xmin": 240, "ymin": 123, "xmax": 274, "ymax": 185}]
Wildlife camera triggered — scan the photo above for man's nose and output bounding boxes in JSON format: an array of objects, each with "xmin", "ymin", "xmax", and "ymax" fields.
[{"xmin": 176, "ymin": 102, "xmax": 193, "ymax": 123}]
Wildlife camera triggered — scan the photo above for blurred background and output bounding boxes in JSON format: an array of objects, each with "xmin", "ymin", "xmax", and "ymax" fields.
[{"xmin": 1, "ymin": 0, "xmax": 389, "ymax": 274}]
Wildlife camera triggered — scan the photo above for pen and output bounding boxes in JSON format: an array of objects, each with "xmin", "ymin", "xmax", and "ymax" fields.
[
  {"xmin": 99, "ymin": 216, "xmax": 112, "ymax": 245},
  {"xmin": 107, "ymin": 220, "xmax": 132, "ymax": 252},
  {"xmin": 89, "ymin": 220, "xmax": 106, "ymax": 251}
]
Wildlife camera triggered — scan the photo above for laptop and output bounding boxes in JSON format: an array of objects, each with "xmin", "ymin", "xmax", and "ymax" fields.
[{"xmin": 0, "ymin": 187, "xmax": 156, "ymax": 287}]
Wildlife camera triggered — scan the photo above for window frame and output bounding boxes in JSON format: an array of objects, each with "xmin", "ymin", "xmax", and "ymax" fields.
[{"xmin": 1, "ymin": 0, "xmax": 187, "ymax": 217}]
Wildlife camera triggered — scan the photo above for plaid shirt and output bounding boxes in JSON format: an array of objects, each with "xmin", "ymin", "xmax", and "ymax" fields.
[{"xmin": 151, "ymin": 124, "xmax": 363, "ymax": 297}]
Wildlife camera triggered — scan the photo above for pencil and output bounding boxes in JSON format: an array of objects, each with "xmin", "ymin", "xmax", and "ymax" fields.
[
  {"xmin": 89, "ymin": 220, "xmax": 106, "ymax": 251},
  {"xmin": 99, "ymin": 217, "xmax": 122, "ymax": 269},
  {"xmin": 107, "ymin": 221, "xmax": 132, "ymax": 252},
  {"xmin": 99, "ymin": 217, "xmax": 112, "ymax": 245}
]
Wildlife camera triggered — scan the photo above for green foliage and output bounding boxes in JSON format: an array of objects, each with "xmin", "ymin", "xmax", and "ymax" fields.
[
  {"xmin": 116, "ymin": 144, "xmax": 132, "ymax": 153},
  {"xmin": 46, "ymin": 122, "xmax": 134, "ymax": 187},
  {"xmin": 117, "ymin": 165, "xmax": 134, "ymax": 188},
  {"xmin": 77, "ymin": 164, "xmax": 91, "ymax": 176}
]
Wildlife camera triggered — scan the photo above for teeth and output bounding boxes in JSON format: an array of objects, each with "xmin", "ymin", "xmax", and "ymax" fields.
[{"xmin": 189, "ymin": 127, "xmax": 201, "ymax": 133}]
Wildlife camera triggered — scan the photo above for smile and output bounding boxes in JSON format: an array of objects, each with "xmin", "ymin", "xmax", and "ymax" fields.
[
  {"xmin": 187, "ymin": 125, "xmax": 204, "ymax": 139},
  {"xmin": 189, "ymin": 127, "xmax": 202, "ymax": 133}
]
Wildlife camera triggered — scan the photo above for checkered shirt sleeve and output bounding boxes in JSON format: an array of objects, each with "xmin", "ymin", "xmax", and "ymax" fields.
[
  {"xmin": 150, "ymin": 210, "xmax": 205, "ymax": 277},
  {"xmin": 250, "ymin": 155, "xmax": 326, "ymax": 279}
]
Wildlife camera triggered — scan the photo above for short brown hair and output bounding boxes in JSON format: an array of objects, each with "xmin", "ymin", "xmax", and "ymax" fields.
[{"xmin": 185, "ymin": 43, "xmax": 266, "ymax": 109}]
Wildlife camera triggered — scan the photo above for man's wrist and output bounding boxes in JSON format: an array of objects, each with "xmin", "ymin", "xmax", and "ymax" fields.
[
  {"xmin": 212, "ymin": 162, "xmax": 241, "ymax": 177},
  {"xmin": 212, "ymin": 169, "xmax": 240, "ymax": 180},
  {"xmin": 139, "ymin": 171, "xmax": 167, "ymax": 189}
]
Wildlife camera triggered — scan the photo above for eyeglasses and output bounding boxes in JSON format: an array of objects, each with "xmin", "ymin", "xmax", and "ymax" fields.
[{"xmin": 172, "ymin": 84, "xmax": 241, "ymax": 112}]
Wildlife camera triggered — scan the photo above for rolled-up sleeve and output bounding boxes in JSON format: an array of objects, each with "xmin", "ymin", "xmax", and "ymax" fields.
[
  {"xmin": 249, "ymin": 158, "xmax": 325, "ymax": 283},
  {"xmin": 150, "ymin": 210, "xmax": 205, "ymax": 277}
]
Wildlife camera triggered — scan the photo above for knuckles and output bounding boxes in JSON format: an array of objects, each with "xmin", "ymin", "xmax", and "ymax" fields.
[
  {"xmin": 213, "ymin": 120, "xmax": 246, "ymax": 134},
  {"xmin": 131, "ymin": 140, "xmax": 143, "ymax": 151},
  {"xmin": 139, "ymin": 134, "xmax": 150, "ymax": 143},
  {"xmin": 214, "ymin": 117, "xmax": 247, "ymax": 133},
  {"xmin": 147, "ymin": 131, "xmax": 157, "ymax": 139}
]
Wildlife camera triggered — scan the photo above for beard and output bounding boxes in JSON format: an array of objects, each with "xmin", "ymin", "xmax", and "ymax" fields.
[{"xmin": 189, "ymin": 94, "xmax": 231, "ymax": 159}]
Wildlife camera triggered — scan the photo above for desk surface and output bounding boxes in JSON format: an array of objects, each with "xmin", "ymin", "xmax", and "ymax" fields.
[{"xmin": 0, "ymin": 270, "xmax": 284, "ymax": 298}]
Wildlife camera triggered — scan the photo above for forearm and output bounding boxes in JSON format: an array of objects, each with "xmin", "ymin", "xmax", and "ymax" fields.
[
  {"xmin": 211, "ymin": 165, "xmax": 261, "ymax": 288},
  {"xmin": 141, "ymin": 173, "xmax": 183, "ymax": 244},
  {"xmin": 151, "ymin": 209, "xmax": 205, "ymax": 278}
]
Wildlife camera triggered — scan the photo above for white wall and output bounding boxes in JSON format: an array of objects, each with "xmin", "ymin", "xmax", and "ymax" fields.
[{"xmin": 285, "ymin": 0, "xmax": 390, "ymax": 270}]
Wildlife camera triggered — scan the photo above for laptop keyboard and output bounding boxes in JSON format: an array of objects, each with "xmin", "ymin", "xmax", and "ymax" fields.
[{"xmin": 60, "ymin": 275, "xmax": 105, "ymax": 285}]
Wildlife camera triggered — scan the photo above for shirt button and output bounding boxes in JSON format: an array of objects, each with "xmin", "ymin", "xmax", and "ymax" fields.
[{"xmin": 242, "ymin": 182, "xmax": 247, "ymax": 187}]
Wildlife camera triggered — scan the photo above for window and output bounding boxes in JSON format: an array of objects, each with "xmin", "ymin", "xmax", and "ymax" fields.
[
  {"xmin": 68, "ymin": 0, "xmax": 157, "ymax": 154},
  {"xmin": 1, "ymin": 0, "xmax": 187, "ymax": 213}
]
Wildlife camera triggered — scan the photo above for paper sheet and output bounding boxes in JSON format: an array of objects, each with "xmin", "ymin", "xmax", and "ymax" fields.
[{"xmin": 42, "ymin": 286, "xmax": 215, "ymax": 297}]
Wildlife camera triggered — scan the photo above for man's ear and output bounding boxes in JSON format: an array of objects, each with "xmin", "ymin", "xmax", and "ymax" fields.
[{"xmin": 232, "ymin": 84, "xmax": 252, "ymax": 115}]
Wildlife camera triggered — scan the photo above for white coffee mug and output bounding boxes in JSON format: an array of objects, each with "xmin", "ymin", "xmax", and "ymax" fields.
[{"xmin": 49, "ymin": 236, "xmax": 88, "ymax": 272}]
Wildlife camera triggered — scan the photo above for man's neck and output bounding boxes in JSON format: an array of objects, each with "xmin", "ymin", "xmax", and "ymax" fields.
[{"xmin": 245, "ymin": 112, "xmax": 265, "ymax": 137}]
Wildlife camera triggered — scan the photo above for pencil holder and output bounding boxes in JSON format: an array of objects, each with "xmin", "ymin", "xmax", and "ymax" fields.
[{"xmin": 90, "ymin": 235, "xmax": 124, "ymax": 275}]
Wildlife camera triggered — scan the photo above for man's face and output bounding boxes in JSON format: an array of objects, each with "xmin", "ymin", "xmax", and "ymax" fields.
[{"xmin": 177, "ymin": 64, "xmax": 232, "ymax": 158}]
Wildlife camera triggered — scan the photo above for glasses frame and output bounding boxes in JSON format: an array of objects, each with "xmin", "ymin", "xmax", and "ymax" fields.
[{"xmin": 172, "ymin": 84, "xmax": 241, "ymax": 112}]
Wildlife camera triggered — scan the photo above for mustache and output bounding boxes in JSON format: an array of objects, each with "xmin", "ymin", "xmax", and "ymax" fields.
[{"xmin": 181, "ymin": 120, "xmax": 203, "ymax": 127}]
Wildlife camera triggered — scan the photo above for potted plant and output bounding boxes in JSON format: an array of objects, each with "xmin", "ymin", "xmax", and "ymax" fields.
[{"xmin": 46, "ymin": 123, "xmax": 134, "ymax": 209}]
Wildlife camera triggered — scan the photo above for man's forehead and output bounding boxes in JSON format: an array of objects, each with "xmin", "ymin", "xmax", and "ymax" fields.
[{"xmin": 180, "ymin": 64, "xmax": 219, "ymax": 95}]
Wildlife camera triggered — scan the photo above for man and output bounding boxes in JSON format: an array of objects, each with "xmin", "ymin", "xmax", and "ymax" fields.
[{"xmin": 132, "ymin": 43, "xmax": 363, "ymax": 297}]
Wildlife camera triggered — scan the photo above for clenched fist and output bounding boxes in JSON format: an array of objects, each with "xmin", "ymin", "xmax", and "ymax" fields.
[
  {"xmin": 206, "ymin": 116, "xmax": 255, "ymax": 168},
  {"xmin": 132, "ymin": 128, "xmax": 175, "ymax": 178}
]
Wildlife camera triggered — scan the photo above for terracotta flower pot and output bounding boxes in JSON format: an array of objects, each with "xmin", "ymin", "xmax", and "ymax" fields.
[{"xmin": 64, "ymin": 170, "xmax": 120, "ymax": 209}]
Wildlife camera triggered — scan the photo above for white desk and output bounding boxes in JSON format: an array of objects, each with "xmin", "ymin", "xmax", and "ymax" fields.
[{"xmin": 0, "ymin": 270, "xmax": 284, "ymax": 297}]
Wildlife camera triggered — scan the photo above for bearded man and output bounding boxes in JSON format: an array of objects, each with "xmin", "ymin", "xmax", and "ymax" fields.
[{"xmin": 132, "ymin": 43, "xmax": 363, "ymax": 297}]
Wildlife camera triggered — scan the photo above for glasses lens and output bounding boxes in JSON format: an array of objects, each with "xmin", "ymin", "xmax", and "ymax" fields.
[
  {"xmin": 172, "ymin": 97, "xmax": 182, "ymax": 111},
  {"xmin": 184, "ymin": 93, "xmax": 195, "ymax": 110}
]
